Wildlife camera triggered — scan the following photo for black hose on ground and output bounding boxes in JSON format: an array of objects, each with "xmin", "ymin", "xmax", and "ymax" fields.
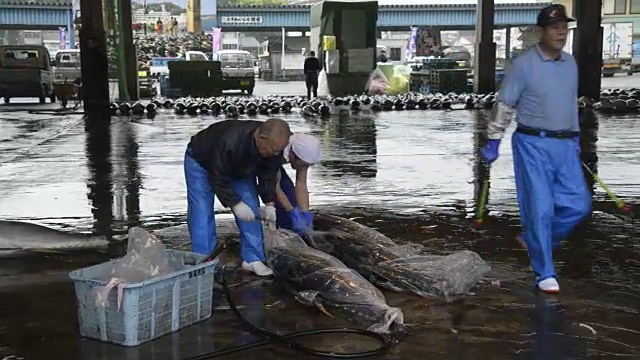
[{"xmin": 182, "ymin": 245, "xmax": 402, "ymax": 359}]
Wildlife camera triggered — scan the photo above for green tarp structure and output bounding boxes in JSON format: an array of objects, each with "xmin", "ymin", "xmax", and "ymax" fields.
[{"xmin": 310, "ymin": 0, "xmax": 378, "ymax": 75}]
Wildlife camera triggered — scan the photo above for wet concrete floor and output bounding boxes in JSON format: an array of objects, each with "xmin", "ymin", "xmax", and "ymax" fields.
[{"xmin": 0, "ymin": 80, "xmax": 639, "ymax": 359}]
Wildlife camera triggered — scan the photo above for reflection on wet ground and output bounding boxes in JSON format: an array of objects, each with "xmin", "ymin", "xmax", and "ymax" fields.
[{"xmin": 0, "ymin": 101, "xmax": 639, "ymax": 359}]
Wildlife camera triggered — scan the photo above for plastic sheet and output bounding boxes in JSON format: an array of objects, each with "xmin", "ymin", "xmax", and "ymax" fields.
[
  {"xmin": 94, "ymin": 227, "xmax": 180, "ymax": 309},
  {"xmin": 317, "ymin": 69, "xmax": 330, "ymax": 99},
  {"xmin": 263, "ymin": 227, "xmax": 404, "ymax": 334},
  {"xmin": 387, "ymin": 75, "xmax": 409, "ymax": 95},
  {"xmin": 365, "ymin": 67, "xmax": 389, "ymax": 95},
  {"xmin": 393, "ymin": 65, "xmax": 412, "ymax": 80},
  {"xmin": 310, "ymin": 213, "xmax": 491, "ymax": 302}
]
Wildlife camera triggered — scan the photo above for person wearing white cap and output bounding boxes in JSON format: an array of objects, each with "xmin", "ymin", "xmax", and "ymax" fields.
[{"xmin": 265, "ymin": 133, "xmax": 321, "ymax": 234}]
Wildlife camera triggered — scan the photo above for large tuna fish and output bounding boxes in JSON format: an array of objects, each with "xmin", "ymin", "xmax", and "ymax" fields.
[
  {"xmin": 0, "ymin": 220, "xmax": 110, "ymax": 258},
  {"xmin": 263, "ymin": 227, "xmax": 405, "ymax": 334},
  {"xmin": 309, "ymin": 213, "xmax": 491, "ymax": 302}
]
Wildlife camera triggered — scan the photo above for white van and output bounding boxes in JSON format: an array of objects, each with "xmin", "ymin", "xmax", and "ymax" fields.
[{"xmin": 212, "ymin": 49, "xmax": 256, "ymax": 95}]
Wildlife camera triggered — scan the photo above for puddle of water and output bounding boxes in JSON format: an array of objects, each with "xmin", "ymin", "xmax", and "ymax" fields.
[{"xmin": 0, "ymin": 102, "xmax": 638, "ymax": 359}]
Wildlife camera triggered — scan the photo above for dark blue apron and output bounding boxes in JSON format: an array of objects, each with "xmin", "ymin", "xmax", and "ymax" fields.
[{"xmin": 275, "ymin": 166, "xmax": 297, "ymax": 229}]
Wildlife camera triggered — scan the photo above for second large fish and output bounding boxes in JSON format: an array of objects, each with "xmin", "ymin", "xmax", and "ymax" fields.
[{"xmin": 309, "ymin": 213, "xmax": 491, "ymax": 302}]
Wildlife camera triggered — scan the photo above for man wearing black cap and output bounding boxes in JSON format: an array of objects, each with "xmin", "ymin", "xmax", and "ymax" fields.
[{"xmin": 480, "ymin": 4, "xmax": 591, "ymax": 294}]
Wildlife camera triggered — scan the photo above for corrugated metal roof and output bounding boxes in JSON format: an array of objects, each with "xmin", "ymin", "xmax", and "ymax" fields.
[
  {"xmin": 217, "ymin": 2, "xmax": 551, "ymax": 10},
  {"xmin": 0, "ymin": 7, "xmax": 71, "ymax": 26},
  {"xmin": 213, "ymin": 5, "xmax": 545, "ymax": 29},
  {"xmin": 378, "ymin": 8, "xmax": 540, "ymax": 26},
  {"xmin": 0, "ymin": 0, "xmax": 71, "ymax": 7}
]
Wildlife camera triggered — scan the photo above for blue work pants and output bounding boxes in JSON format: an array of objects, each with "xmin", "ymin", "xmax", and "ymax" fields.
[
  {"xmin": 184, "ymin": 148, "xmax": 266, "ymax": 263},
  {"xmin": 512, "ymin": 132, "xmax": 591, "ymax": 283}
]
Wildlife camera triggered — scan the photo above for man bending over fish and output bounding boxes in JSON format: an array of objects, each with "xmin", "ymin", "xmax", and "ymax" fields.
[
  {"xmin": 270, "ymin": 133, "xmax": 321, "ymax": 235},
  {"xmin": 184, "ymin": 118, "xmax": 291, "ymax": 276}
]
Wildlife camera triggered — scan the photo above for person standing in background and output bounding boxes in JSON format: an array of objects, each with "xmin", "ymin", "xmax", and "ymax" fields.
[
  {"xmin": 172, "ymin": 18, "xmax": 179, "ymax": 36},
  {"xmin": 167, "ymin": 17, "xmax": 175, "ymax": 36},
  {"xmin": 156, "ymin": 18, "xmax": 163, "ymax": 35},
  {"xmin": 376, "ymin": 49, "xmax": 388, "ymax": 63},
  {"xmin": 303, "ymin": 51, "xmax": 321, "ymax": 100}
]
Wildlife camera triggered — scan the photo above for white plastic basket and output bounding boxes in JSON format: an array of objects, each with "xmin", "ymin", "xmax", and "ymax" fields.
[{"xmin": 68, "ymin": 250, "xmax": 217, "ymax": 347}]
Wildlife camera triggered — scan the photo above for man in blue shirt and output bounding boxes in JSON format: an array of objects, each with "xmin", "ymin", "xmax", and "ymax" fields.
[{"xmin": 480, "ymin": 4, "xmax": 591, "ymax": 293}]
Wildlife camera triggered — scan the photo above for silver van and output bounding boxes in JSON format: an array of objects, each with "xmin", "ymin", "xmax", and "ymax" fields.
[
  {"xmin": 212, "ymin": 49, "xmax": 256, "ymax": 95},
  {"xmin": 52, "ymin": 49, "xmax": 81, "ymax": 83}
]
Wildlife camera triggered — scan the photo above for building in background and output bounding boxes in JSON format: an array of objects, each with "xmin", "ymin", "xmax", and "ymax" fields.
[
  {"xmin": 132, "ymin": 4, "xmax": 188, "ymax": 31},
  {"xmin": 554, "ymin": 0, "xmax": 640, "ymax": 40}
]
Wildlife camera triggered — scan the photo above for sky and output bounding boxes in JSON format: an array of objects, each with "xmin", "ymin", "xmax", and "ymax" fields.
[{"xmin": 138, "ymin": 0, "xmax": 549, "ymax": 15}]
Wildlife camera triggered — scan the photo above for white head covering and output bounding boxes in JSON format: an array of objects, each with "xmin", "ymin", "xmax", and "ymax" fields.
[{"xmin": 283, "ymin": 133, "xmax": 321, "ymax": 165}]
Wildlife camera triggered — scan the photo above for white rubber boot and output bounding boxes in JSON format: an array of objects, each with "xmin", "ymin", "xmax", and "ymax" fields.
[
  {"xmin": 538, "ymin": 278, "xmax": 560, "ymax": 293},
  {"xmin": 242, "ymin": 261, "xmax": 274, "ymax": 276}
]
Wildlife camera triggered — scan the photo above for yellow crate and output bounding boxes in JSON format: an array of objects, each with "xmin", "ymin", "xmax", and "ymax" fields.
[{"xmin": 323, "ymin": 35, "xmax": 336, "ymax": 51}]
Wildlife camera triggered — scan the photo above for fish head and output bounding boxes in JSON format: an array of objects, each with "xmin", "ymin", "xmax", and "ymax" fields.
[
  {"xmin": 367, "ymin": 306, "xmax": 405, "ymax": 334},
  {"xmin": 262, "ymin": 227, "xmax": 305, "ymax": 250}
]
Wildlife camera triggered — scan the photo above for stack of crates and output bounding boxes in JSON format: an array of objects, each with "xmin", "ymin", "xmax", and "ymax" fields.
[
  {"xmin": 409, "ymin": 58, "xmax": 458, "ymax": 93},
  {"xmin": 422, "ymin": 58, "xmax": 456, "ymax": 71},
  {"xmin": 168, "ymin": 61, "xmax": 223, "ymax": 97},
  {"xmin": 427, "ymin": 69, "xmax": 468, "ymax": 94}
]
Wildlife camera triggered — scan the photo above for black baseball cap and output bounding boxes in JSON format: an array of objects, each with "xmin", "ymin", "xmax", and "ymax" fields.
[{"xmin": 536, "ymin": 4, "xmax": 575, "ymax": 27}]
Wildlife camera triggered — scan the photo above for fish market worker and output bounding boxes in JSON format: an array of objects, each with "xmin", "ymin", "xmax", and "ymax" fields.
[
  {"xmin": 274, "ymin": 133, "xmax": 321, "ymax": 234},
  {"xmin": 184, "ymin": 118, "xmax": 291, "ymax": 276},
  {"xmin": 480, "ymin": 4, "xmax": 591, "ymax": 293}
]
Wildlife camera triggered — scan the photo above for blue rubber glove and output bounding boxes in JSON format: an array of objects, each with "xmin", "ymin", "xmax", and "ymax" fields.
[
  {"xmin": 302, "ymin": 211, "xmax": 314, "ymax": 229},
  {"xmin": 481, "ymin": 139, "xmax": 501, "ymax": 164},
  {"xmin": 571, "ymin": 136, "xmax": 580, "ymax": 154},
  {"xmin": 289, "ymin": 207, "xmax": 308, "ymax": 235}
]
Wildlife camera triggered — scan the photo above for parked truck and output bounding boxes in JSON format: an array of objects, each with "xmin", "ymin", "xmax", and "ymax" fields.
[
  {"xmin": 148, "ymin": 50, "xmax": 209, "ymax": 77},
  {"xmin": 52, "ymin": 49, "xmax": 81, "ymax": 84},
  {"xmin": 0, "ymin": 45, "xmax": 55, "ymax": 104},
  {"xmin": 564, "ymin": 22, "xmax": 633, "ymax": 77}
]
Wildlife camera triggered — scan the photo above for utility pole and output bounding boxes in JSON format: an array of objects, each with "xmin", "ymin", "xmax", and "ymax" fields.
[
  {"xmin": 118, "ymin": 0, "xmax": 138, "ymax": 100},
  {"xmin": 187, "ymin": 0, "xmax": 201, "ymax": 34},
  {"xmin": 79, "ymin": 0, "xmax": 110, "ymax": 113}
]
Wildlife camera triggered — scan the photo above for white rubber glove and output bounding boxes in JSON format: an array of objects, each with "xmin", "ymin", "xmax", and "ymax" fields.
[
  {"xmin": 259, "ymin": 205, "xmax": 277, "ymax": 223},
  {"xmin": 232, "ymin": 202, "xmax": 256, "ymax": 222}
]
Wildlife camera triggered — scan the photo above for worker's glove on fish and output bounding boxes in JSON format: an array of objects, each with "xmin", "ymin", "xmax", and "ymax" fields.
[
  {"xmin": 571, "ymin": 136, "xmax": 581, "ymax": 154},
  {"xmin": 302, "ymin": 211, "xmax": 314, "ymax": 229},
  {"xmin": 259, "ymin": 205, "xmax": 277, "ymax": 223},
  {"xmin": 290, "ymin": 207, "xmax": 310, "ymax": 235},
  {"xmin": 232, "ymin": 202, "xmax": 256, "ymax": 222},
  {"xmin": 481, "ymin": 139, "xmax": 501, "ymax": 164}
]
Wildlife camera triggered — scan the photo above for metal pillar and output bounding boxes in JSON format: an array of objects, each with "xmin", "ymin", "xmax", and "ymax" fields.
[
  {"xmin": 573, "ymin": 0, "xmax": 603, "ymax": 192},
  {"xmin": 474, "ymin": 0, "xmax": 497, "ymax": 94},
  {"xmin": 102, "ymin": 0, "xmax": 113, "ymax": 31},
  {"xmin": 79, "ymin": 0, "xmax": 110, "ymax": 113},
  {"xmin": 67, "ymin": 9, "xmax": 75, "ymax": 48},
  {"xmin": 573, "ymin": 0, "xmax": 603, "ymax": 101},
  {"xmin": 187, "ymin": 0, "xmax": 202, "ymax": 34},
  {"xmin": 505, "ymin": 26, "xmax": 511, "ymax": 59},
  {"xmin": 119, "ymin": 0, "xmax": 139, "ymax": 101}
]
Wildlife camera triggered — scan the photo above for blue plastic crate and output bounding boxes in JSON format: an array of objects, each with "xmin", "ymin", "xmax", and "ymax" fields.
[{"xmin": 69, "ymin": 250, "xmax": 217, "ymax": 347}]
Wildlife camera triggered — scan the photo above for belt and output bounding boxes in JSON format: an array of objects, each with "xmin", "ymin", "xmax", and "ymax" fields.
[{"xmin": 516, "ymin": 126, "xmax": 579, "ymax": 139}]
